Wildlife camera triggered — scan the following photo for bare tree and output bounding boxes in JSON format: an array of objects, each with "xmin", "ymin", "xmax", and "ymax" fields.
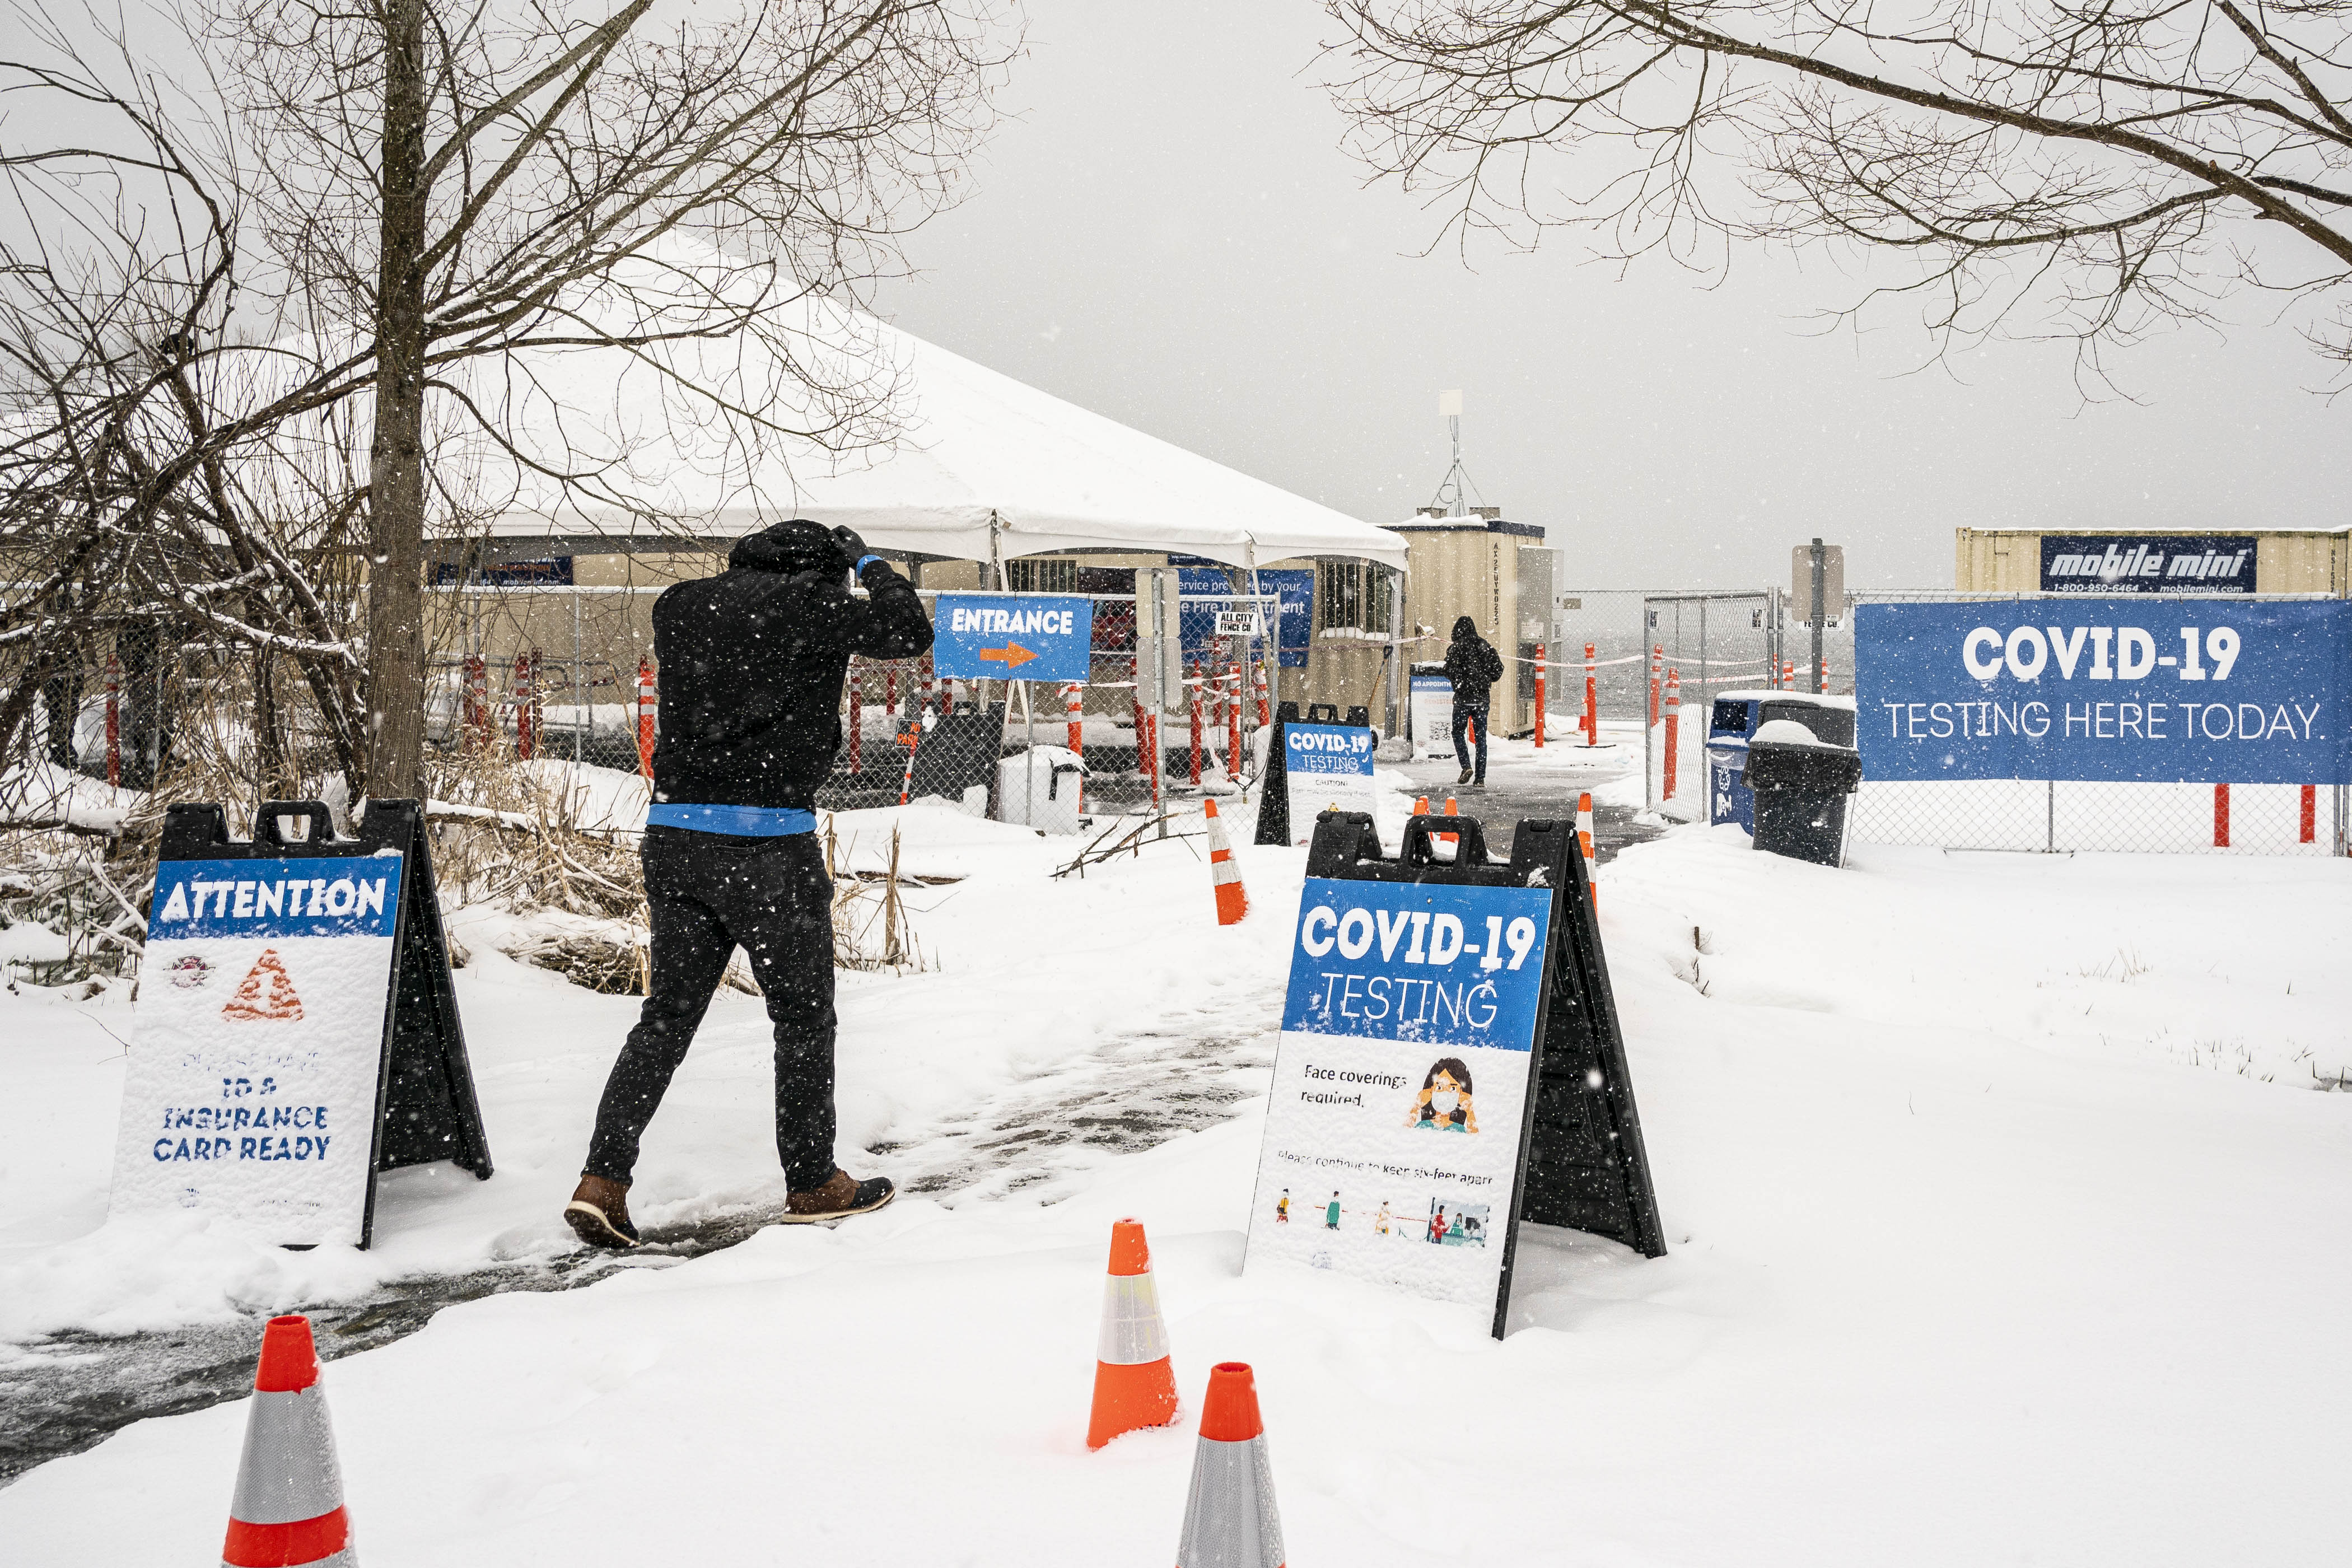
[
  {"xmin": 3, "ymin": 0, "xmax": 1011, "ymax": 799},
  {"xmin": 1322, "ymin": 0, "xmax": 2352, "ymax": 380}
]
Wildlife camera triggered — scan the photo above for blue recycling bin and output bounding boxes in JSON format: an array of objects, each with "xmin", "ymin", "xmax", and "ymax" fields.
[{"xmin": 1705, "ymin": 692, "xmax": 1861, "ymax": 831}]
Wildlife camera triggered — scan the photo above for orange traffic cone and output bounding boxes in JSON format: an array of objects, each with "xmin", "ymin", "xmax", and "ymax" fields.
[
  {"xmin": 1175, "ymin": 1362, "xmax": 1285, "ymax": 1568},
  {"xmin": 1204, "ymin": 798, "xmax": 1248, "ymax": 925},
  {"xmin": 1437, "ymin": 794, "xmax": 1459, "ymax": 851},
  {"xmin": 1576, "ymin": 791, "xmax": 1597, "ymax": 908},
  {"xmin": 1087, "ymin": 1217, "xmax": 1179, "ymax": 1449},
  {"xmin": 222, "ymin": 1315, "xmax": 356, "ymax": 1568}
]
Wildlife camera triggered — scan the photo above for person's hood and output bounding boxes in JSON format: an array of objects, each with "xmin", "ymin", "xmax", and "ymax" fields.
[
  {"xmin": 728, "ymin": 519, "xmax": 842, "ymax": 576},
  {"xmin": 1450, "ymin": 615, "xmax": 1481, "ymax": 643}
]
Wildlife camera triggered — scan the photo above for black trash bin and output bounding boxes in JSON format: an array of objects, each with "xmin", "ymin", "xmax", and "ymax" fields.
[{"xmin": 1741, "ymin": 719, "xmax": 1864, "ymax": 867}]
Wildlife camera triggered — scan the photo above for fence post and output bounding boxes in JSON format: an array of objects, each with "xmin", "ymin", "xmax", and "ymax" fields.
[
  {"xmin": 104, "ymin": 654, "xmax": 121, "ymax": 788},
  {"xmin": 1663, "ymin": 669, "xmax": 1681, "ymax": 802},
  {"xmin": 513, "ymin": 652, "xmax": 536, "ymax": 760},
  {"xmin": 635, "ymin": 656, "xmax": 656, "ymax": 780},
  {"xmin": 1532, "ymin": 643, "xmax": 1546, "ymax": 749},
  {"xmin": 1228, "ymin": 662, "xmax": 1244, "ymax": 783},
  {"xmin": 2213, "ymin": 783, "xmax": 2229, "ymax": 848}
]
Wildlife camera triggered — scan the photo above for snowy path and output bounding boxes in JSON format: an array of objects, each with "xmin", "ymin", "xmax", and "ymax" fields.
[{"xmin": 4, "ymin": 811, "xmax": 2350, "ymax": 1563}]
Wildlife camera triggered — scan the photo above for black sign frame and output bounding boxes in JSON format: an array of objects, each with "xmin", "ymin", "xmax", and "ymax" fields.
[
  {"xmin": 157, "ymin": 797, "xmax": 494, "ymax": 1247},
  {"xmin": 1300, "ymin": 808, "xmax": 1666, "ymax": 1337}
]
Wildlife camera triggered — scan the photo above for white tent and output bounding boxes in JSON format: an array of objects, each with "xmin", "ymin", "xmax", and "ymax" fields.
[{"xmin": 487, "ymin": 306, "xmax": 1407, "ymax": 572}]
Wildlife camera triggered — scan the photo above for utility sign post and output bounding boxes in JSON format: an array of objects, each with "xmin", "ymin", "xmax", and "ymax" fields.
[
  {"xmin": 930, "ymin": 593, "xmax": 1095, "ymax": 684},
  {"xmin": 109, "ymin": 800, "xmax": 491, "ymax": 1248},
  {"xmin": 1245, "ymin": 813, "xmax": 1664, "ymax": 1338},
  {"xmin": 1794, "ymin": 540, "xmax": 1846, "ymax": 693}
]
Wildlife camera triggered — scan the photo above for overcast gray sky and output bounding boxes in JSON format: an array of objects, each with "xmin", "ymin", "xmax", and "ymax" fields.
[{"xmin": 876, "ymin": 1, "xmax": 2349, "ymax": 591}]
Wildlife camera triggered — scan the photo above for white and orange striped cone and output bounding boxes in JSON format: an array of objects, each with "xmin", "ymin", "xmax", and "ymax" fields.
[
  {"xmin": 1204, "ymin": 798, "xmax": 1249, "ymax": 925},
  {"xmin": 1175, "ymin": 1362, "xmax": 1285, "ymax": 1568},
  {"xmin": 1576, "ymin": 791, "xmax": 1598, "ymax": 908},
  {"xmin": 1086, "ymin": 1217, "xmax": 1179, "ymax": 1449},
  {"xmin": 222, "ymin": 1314, "xmax": 355, "ymax": 1568}
]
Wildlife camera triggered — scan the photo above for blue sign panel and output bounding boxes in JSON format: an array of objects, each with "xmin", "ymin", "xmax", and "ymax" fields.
[
  {"xmin": 2040, "ymin": 535, "xmax": 2256, "ymax": 595},
  {"xmin": 1284, "ymin": 722, "xmax": 1376, "ymax": 780},
  {"xmin": 151, "ymin": 856, "xmax": 403, "ymax": 940},
  {"xmin": 1177, "ymin": 567, "xmax": 1313, "ymax": 668},
  {"xmin": 1284, "ymin": 878, "xmax": 1553, "ymax": 1050},
  {"xmin": 1856, "ymin": 600, "xmax": 2352, "ymax": 783},
  {"xmin": 931, "ymin": 594, "xmax": 1095, "ymax": 683}
]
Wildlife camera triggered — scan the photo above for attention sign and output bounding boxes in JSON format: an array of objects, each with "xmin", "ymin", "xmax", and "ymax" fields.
[
  {"xmin": 930, "ymin": 593, "xmax": 1095, "ymax": 683},
  {"xmin": 109, "ymin": 800, "xmax": 491, "ymax": 1248}
]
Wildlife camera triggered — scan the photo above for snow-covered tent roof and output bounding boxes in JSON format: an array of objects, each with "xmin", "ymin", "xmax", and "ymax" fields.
[{"xmin": 485, "ymin": 304, "xmax": 1407, "ymax": 571}]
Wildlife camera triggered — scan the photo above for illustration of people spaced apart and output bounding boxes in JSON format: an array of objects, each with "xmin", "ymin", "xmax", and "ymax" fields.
[
  {"xmin": 1375, "ymin": 1200, "xmax": 1392, "ymax": 1235},
  {"xmin": 1406, "ymin": 1057, "xmax": 1480, "ymax": 1133},
  {"xmin": 1276, "ymin": 1188, "xmax": 1290, "ymax": 1224},
  {"xmin": 1325, "ymin": 1191, "xmax": 1341, "ymax": 1230}
]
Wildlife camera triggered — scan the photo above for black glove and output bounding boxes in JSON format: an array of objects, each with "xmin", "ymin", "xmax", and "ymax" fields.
[{"xmin": 830, "ymin": 525, "xmax": 869, "ymax": 572}]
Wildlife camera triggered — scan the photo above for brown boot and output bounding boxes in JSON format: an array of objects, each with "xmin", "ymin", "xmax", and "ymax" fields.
[
  {"xmin": 564, "ymin": 1173, "xmax": 641, "ymax": 1249},
  {"xmin": 781, "ymin": 1168, "xmax": 895, "ymax": 1224}
]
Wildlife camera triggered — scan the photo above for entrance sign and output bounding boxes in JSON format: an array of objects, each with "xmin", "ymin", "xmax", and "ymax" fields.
[
  {"xmin": 110, "ymin": 800, "xmax": 492, "ymax": 1248},
  {"xmin": 931, "ymin": 594, "xmax": 1094, "ymax": 684},
  {"xmin": 2040, "ymin": 535, "xmax": 2256, "ymax": 595},
  {"xmin": 1246, "ymin": 813, "xmax": 1665, "ymax": 1337},
  {"xmin": 1856, "ymin": 600, "xmax": 2352, "ymax": 784}
]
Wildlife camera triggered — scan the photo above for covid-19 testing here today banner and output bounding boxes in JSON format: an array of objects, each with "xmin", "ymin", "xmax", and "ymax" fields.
[
  {"xmin": 1855, "ymin": 599, "xmax": 2352, "ymax": 784},
  {"xmin": 1247, "ymin": 878, "xmax": 1553, "ymax": 1312}
]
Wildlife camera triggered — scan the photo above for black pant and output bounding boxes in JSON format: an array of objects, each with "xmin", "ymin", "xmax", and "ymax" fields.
[
  {"xmin": 1452, "ymin": 701, "xmax": 1490, "ymax": 782},
  {"xmin": 585, "ymin": 827, "xmax": 837, "ymax": 1190}
]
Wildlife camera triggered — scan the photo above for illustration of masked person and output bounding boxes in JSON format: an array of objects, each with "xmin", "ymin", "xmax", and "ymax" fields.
[{"xmin": 1406, "ymin": 1058, "xmax": 1480, "ymax": 1133}]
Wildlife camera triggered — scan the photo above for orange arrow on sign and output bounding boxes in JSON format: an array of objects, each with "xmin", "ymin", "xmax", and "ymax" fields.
[{"xmin": 978, "ymin": 642, "xmax": 1038, "ymax": 670}]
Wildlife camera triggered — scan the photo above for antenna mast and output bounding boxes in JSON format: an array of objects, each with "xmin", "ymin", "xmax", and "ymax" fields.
[{"xmin": 1429, "ymin": 389, "xmax": 1482, "ymax": 517}]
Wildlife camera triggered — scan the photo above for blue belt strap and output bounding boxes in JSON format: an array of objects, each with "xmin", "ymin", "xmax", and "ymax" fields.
[{"xmin": 646, "ymin": 803, "xmax": 818, "ymax": 837}]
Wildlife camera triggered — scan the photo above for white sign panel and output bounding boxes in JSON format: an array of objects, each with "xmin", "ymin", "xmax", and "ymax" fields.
[
  {"xmin": 1409, "ymin": 673, "xmax": 1455, "ymax": 761},
  {"xmin": 110, "ymin": 852, "xmax": 405, "ymax": 1247},
  {"xmin": 1280, "ymin": 723, "xmax": 1377, "ymax": 841},
  {"xmin": 1247, "ymin": 877, "xmax": 1554, "ymax": 1313},
  {"xmin": 1215, "ymin": 609, "xmax": 1263, "ymax": 637}
]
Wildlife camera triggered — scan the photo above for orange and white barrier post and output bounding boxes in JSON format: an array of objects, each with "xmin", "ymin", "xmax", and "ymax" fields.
[
  {"xmin": 463, "ymin": 654, "xmax": 489, "ymax": 751},
  {"xmin": 1782, "ymin": 659, "xmax": 1795, "ymax": 688},
  {"xmin": 104, "ymin": 652, "xmax": 121, "ymax": 788},
  {"xmin": 1532, "ymin": 643, "xmax": 1546, "ymax": 749},
  {"xmin": 634, "ymin": 656, "xmax": 656, "ymax": 780},
  {"xmin": 1228, "ymin": 663, "xmax": 1244, "ymax": 781},
  {"xmin": 1253, "ymin": 663, "xmax": 1271, "ymax": 728},
  {"xmin": 2214, "ymin": 783, "xmax": 2229, "ymax": 848},
  {"xmin": 1584, "ymin": 641, "xmax": 1598, "ymax": 746},
  {"xmin": 1065, "ymin": 682, "xmax": 1084, "ymax": 753},
  {"xmin": 1205, "ymin": 797, "xmax": 1248, "ymax": 923},
  {"xmin": 1188, "ymin": 660, "xmax": 1203, "ymax": 785},
  {"xmin": 856, "ymin": 666, "xmax": 881, "ymax": 773},
  {"xmin": 221, "ymin": 1314, "xmax": 356, "ymax": 1568},
  {"xmin": 512, "ymin": 652, "xmax": 536, "ymax": 760},
  {"xmin": 1175, "ymin": 1362, "xmax": 1285, "ymax": 1568},
  {"xmin": 921, "ymin": 652, "xmax": 936, "ymax": 718},
  {"xmin": 2302, "ymin": 784, "xmax": 2317, "ymax": 844},
  {"xmin": 1086, "ymin": 1218, "xmax": 1179, "ymax": 1449},
  {"xmin": 1577, "ymin": 791, "xmax": 1597, "ymax": 907},
  {"xmin": 1649, "ymin": 643, "xmax": 1663, "ymax": 725},
  {"xmin": 1662, "ymin": 669, "xmax": 1681, "ymax": 801},
  {"xmin": 1439, "ymin": 794, "xmax": 1459, "ymax": 851}
]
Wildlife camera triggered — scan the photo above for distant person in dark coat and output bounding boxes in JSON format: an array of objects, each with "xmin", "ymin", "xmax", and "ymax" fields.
[
  {"xmin": 1443, "ymin": 615, "xmax": 1504, "ymax": 786},
  {"xmin": 564, "ymin": 519, "xmax": 932, "ymax": 1249}
]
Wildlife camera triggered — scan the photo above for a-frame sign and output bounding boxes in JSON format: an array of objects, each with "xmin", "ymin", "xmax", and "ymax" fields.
[
  {"xmin": 109, "ymin": 798, "xmax": 492, "ymax": 1248},
  {"xmin": 1243, "ymin": 809, "xmax": 1664, "ymax": 1338}
]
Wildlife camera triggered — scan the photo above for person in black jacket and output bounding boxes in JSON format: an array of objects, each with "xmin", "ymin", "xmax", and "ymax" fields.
[
  {"xmin": 564, "ymin": 519, "xmax": 933, "ymax": 1249},
  {"xmin": 1443, "ymin": 615, "xmax": 1504, "ymax": 786}
]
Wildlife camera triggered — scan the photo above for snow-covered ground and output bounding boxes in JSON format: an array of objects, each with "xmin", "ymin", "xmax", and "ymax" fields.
[{"xmin": 3, "ymin": 807, "xmax": 2349, "ymax": 1563}]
